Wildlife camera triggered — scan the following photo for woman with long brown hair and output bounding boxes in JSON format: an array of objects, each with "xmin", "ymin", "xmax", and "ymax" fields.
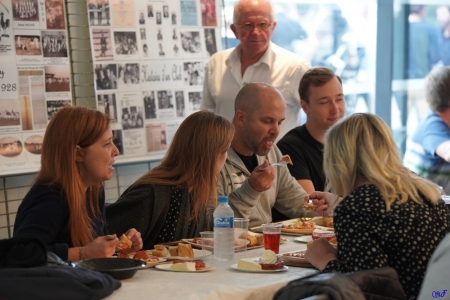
[
  {"xmin": 106, "ymin": 110, "xmax": 234, "ymax": 249},
  {"xmin": 14, "ymin": 106, "xmax": 142, "ymax": 261}
]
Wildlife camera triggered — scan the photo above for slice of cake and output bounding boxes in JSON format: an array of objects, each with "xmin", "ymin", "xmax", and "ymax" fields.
[
  {"xmin": 170, "ymin": 262, "xmax": 196, "ymax": 271},
  {"xmin": 237, "ymin": 258, "xmax": 262, "ymax": 271}
]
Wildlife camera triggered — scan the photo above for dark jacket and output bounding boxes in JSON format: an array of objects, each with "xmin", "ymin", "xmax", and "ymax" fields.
[{"xmin": 273, "ymin": 267, "xmax": 406, "ymax": 300}]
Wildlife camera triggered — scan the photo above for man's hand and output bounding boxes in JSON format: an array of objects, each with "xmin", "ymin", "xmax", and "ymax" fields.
[{"xmin": 248, "ymin": 160, "xmax": 275, "ymax": 192}]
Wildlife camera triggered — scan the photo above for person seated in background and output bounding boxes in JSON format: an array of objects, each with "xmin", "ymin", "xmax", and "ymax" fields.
[
  {"xmin": 305, "ymin": 113, "xmax": 450, "ymax": 300},
  {"xmin": 404, "ymin": 66, "xmax": 450, "ymax": 195},
  {"xmin": 13, "ymin": 106, "xmax": 142, "ymax": 261},
  {"xmin": 277, "ymin": 67, "xmax": 345, "ymax": 194},
  {"xmin": 106, "ymin": 111, "xmax": 234, "ymax": 250},
  {"xmin": 217, "ymin": 82, "xmax": 334, "ymax": 228}
]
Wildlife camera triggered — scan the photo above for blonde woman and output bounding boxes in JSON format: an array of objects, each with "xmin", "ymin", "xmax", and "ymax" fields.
[
  {"xmin": 106, "ymin": 110, "xmax": 234, "ymax": 249},
  {"xmin": 305, "ymin": 113, "xmax": 450, "ymax": 300}
]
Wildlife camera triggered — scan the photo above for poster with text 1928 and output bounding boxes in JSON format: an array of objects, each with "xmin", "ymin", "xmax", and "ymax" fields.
[{"xmin": 0, "ymin": 0, "xmax": 72, "ymax": 176}]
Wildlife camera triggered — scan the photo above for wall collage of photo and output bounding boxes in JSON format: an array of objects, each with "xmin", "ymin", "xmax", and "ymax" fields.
[
  {"xmin": 0, "ymin": 0, "xmax": 71, "ymax": 175},
  {"xmin": 0, "ymin": 0, "xmax": 220, "ymax": 175},
  {"xmin": 89, "ymin": 0, "xmax": 220, "ymax": 160}
]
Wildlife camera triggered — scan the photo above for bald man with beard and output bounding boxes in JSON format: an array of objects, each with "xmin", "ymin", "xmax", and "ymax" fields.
[{"xmin": 216, "ymin": 83, "xmax": 334, "ymax": 227}]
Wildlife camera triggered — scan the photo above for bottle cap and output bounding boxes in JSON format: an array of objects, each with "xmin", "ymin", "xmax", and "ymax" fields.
[{"xmin": 218, "ymin": 196, "xmax": 228, "ymax": 203}]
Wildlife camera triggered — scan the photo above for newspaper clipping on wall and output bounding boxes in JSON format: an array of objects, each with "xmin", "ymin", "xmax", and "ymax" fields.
[{"xmin": 0, "ymin": 0, "xmax": 71, "ymax": 175}]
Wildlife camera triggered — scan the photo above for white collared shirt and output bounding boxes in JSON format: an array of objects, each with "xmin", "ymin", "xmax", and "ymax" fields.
[{"xmin": 201, "ymin": 42, "xmax": 310, "ymax": 140}]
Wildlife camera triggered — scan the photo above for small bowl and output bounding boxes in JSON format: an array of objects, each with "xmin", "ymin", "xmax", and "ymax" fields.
[{"xmin": 76, "ymin": 258, "xmax": 145, "ymax": 280}]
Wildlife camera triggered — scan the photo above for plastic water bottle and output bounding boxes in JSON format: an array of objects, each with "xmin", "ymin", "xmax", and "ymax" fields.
[{"xmin": 213, "ymin": 196, "xmax": 234, "ymax": 261}]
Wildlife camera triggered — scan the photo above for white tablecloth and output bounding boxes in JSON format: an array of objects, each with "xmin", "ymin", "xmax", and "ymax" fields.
[{"xmin": 106, "ymin": 235, "xmax": 317, "ymax": 300}]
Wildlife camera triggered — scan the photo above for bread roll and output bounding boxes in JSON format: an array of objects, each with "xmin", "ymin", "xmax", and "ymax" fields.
[
  {"xmin": 154, "ymin": 245, "xmax": 169, "ymax": 257},
  {"xmin": 240, "ymin": 232, "xmax": 257, "ymax": 247},
  {"xmin": 119, "ymin": 234, "xmax": 132, "ymax": 250},
  {"xmin": 177, "ymin": 243, "xmax": 194, "ymax": 258},
  {"xmin": 247, "ymin": 235, "xmax": 257, "ymax": 247},
  {"xmin": 151, "ymin": 250, "xmax": 164, "ymax": 257},
  {"xmin": 169, "ymin": 246, "xmax": 178, "ymax": 256},
  {"xmin": 255, "ymin": 234, "xmax": 264, "ymax": 245}
]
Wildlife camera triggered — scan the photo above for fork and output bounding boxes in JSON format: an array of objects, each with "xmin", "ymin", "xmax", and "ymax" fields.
[{"xmin": 259, "ymin": 160, "xmax": 288, "ymax": 170}]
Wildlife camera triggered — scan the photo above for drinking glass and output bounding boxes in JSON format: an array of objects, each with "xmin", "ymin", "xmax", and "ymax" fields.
[{"xmin": 261, "ymin": 223, "xmax": 282, "ymax": 254}]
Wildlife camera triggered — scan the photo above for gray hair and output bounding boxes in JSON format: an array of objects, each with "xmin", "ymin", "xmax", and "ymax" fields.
[{"xmin": 233, "ymin": 0, "xmax": 275, "ymax": 24}]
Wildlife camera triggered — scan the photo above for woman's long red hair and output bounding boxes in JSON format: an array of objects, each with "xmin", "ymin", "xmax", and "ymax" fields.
[{"xmin": 36, "ymin": 106, "xmax": 110, "ymax": 247}]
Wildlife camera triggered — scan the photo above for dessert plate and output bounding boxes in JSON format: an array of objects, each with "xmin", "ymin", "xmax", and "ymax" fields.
[
  {"xmin": 230, "ymin": 264, "xmax": 288, "ymax": 273},
  {"xmin": 155, "ymin": 264, "xmax": 214, "ymax": 273}
]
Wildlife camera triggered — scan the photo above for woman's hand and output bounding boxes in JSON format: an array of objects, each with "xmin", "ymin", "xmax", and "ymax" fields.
[
  {"xmin": 304, "ymin": 238, "xmax": 337, "ymax": 271},
  {"xmin": 124, "ymin": 228, "xmax": 143, "ymax": 252},
  {"xmin": 307, "ymin": 192, "xmax": 339, "ymax": 216},
  {"xmin": 83, "ymin": 234, "xmax": 119, "ymax": 259}
]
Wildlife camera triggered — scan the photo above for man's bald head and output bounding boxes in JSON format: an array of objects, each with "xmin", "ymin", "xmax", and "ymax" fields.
[{"xmin": 234, "ymin": 82, "xmax": 283, "ymax": 117}]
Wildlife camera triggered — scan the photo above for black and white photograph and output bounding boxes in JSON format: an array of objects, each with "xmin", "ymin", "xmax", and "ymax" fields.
[
  {"xmin": 42, "ymin": 30, "xmax": 67, "ymax": 58},
  {"xmin": 46, "ymin": 100, "xmax": 71, "ymax": 120},
  {"xmin": 188, "ymin": 92, "xmax": 202, "ymax": 112},
  {"xmin": 163, "ymin": 5, "xmax": 169, "ymax": 18},
  {"xmin": 175, "ymin": 91, "xmax": 185, "ymax": 117},
  {"xmin": 147, "ymin": 5, "xmax": 153, "ymax": 17},
  {"xmin": 158, "ymin": 43, "xmax": 165, "ymax": 56},
  {"xmin": 97, "ymin": 93, "xmax": 117, "ymax": 121},
  {"xmin": 143, "ymin": 91, "xmax": 156, "ymax": 119},
  {"xmin": 94, "ymin": 64, "xmax": 117, "ymax": 90},
  {"xmin": 91, "ymin": 29, "xmax": 113, "ymax": 60},
  {"xmin": 121, "ymin": 106, "xmax": 144, "ymax": 130},
  {"xmin": 113, "ymin": 31, "xmax": 138, "ymax": 55},
  {"xmin": 12, "ymin": 0, "xmax": 39, "ymax": 22},
  {"xmin": 138, "ymin": 11, "xmax": 145, "ymax": 24},
  {"xmin": 142, "ymin": 43, "xmax": 148, "ymax": 57},
  {"xmin": 157, "ymin": 28, "xmax": 163, "ymax": 40},
  {"xmin": 88, "ymin": 0, "xmax": 110, "ymax": 26},
  {"xmin": 46, "ymin": 0, "xmax": 66, "ymax": 29},
  {"xmin": 180, "ymin": 31, "xmax": 202, "ymax": 54},
  {"xmin": 44, "ymin": 66, "xmax": 70, "ymax": 92},
  {"xmin": 15, "ymin": 35, "xmax": 41, "ymax": 56},
  {"xmin": 157, "ymin": 90, "xmax": 173, "ymax": 109},
  {"xmin": 0, "ymin": 99, "xmax": 21, "ymax": 127},
  {"xmin": 172, "ymin": 12, "xmax": 177, "ymax": 25},
  {"xmin": 24, "ymin": 135, "xmax": 43, "ymax": 155},
  {"xmin": 184, "ymin": 62, "xmax": 205, "ymax": 86},
  {"xmin": 112, "ymin": 129, "xmax": 123, "ymax": 155},
  {"xmin": 172, "ymin": 28, "xmax": 178, "ymax": 40},
  {"xmin": 118, "ymin": 63, "xmax": 139, "ymax": 84},
  {"xmin": 173, "ymin": 44, "xmax": 179, "ymax": 56},
  {"xmin": 156, "ymin": 12, "xmax": 161, "ymax": 25},
  {"xmin": 204, "ymin": 28, "xmax": 217, "ymax": 56},
  {"xmin": 140, "ymin": 28, "xmax": 146, "ymax": 40}
]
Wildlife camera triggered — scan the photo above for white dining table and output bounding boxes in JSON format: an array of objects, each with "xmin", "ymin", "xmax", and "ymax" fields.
[{"xmin": 106, "ymin": 235, "xmax": 317, "ymax": 300}]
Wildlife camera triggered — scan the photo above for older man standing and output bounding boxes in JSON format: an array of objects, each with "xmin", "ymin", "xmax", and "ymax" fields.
[
  {"xmin": 217, "ymin": 82, "xmax": 334, "ymax": 227},
  {"xmin": 201, "ymin": 0, "xmax": 310, "ymax": 140}
]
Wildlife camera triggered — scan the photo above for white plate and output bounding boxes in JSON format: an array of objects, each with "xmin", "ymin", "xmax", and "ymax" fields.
[
  {"xmin": 293, "ymin": 236, "xmax": 312, "ymax": 243},
  {"xmin": 166, "ymin": 249, "xmax": 212, "ymax": 261},
  {"xmin": 182, "ymin": 238, "xmax": 249, "ymax": 251},
  {"xmin": 230, "ymin": 264, "xmax": 288, "ymax": 273},
  {"xmin": 155, "ymin": 263, "xmax": 214, "ymax": 273}
]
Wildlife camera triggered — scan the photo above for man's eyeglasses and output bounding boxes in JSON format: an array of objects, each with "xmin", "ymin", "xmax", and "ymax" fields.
[{"xmin": 237, "ymin": 22, "xmax": 272, "ymax": 32}]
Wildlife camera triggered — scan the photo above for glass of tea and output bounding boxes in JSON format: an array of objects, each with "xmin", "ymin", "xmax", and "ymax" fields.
[{"xmin": 261, "ymin": 223, "xmax": 282, "ymax": 254}]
